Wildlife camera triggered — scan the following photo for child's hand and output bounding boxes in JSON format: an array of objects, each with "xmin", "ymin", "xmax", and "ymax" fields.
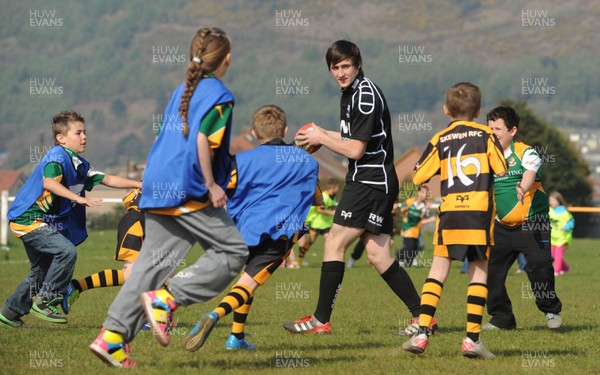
[
  {"xmin": 516, "ymin": 181, "xmax": 525, "ymax": 204},
  {"xmin": 77, "ymin": 197, "xmax": 102, "ymax": 207},
  {"xmin": 207, "ymin": 184, "xmax": 227, "ymax": 208}
]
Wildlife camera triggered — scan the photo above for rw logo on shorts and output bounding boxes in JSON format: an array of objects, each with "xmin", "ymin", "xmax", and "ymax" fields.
[
  {"xmin": 368, "ymin": 213, "xmax": 384, "ymax": 226},
  {"xmin": 341, "ymin": 210, "xmax": 352, "ymax": 220}
]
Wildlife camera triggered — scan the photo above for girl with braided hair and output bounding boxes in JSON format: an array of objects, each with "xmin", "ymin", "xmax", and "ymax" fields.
[{"xmin": 90, "ymin": 27, "xmax": 248, "ymax": 367}]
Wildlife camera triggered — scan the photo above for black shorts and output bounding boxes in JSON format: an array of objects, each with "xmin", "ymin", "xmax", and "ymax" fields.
[
  {"xmin": 434, "ymin": 244, "xmax": 490, "ymax": 261},
  {"xmin": 311, "ymin": 227, "xmax": 331, "ymax": 236},
  {"xmin": 402, "ymin": 237, "xmax": 420, "ymax": 252},
  {"xmin": 245, "ymin": 237, "xmax": 291, "ymax": 285},
  {"xmin": 333, "ymin": 182, "xmax": 395, "ymax": 235}
]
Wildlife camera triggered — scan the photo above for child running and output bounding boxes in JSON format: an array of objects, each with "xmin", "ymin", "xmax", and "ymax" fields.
[
  {"xmin": 549, "ymin": 191, "xmax": 574, "ymax": 276},
  {"xmin": 184, "ymin": 104, "xmax": 320, "ymax": 352},
  {"xmin": 89, "ymin": 27, "xmax": 248, "ymax": 367},
  {"xmin": 0, "ymin": 110, "xmax": 141, "ymax": 329}
]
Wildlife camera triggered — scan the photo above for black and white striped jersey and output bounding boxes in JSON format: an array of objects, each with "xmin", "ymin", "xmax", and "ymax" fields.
[{"xmin": 339, "ymin": 72, "xmax": 399, "ymax": 195}]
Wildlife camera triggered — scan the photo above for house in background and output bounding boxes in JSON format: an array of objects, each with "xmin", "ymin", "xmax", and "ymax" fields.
[
  {"xmin": 0, "ymin": 170, "xmax": 26, "ymax": 196},
  {"xmin": 229, "ymin": 130, "xmax": 347, "ymax": 181},
  {"xmin": 588, "ymin": 177, "xmax": 600, "ymax": 205},
  {"xmin": 231, "ymin": 133, "xmax": 446, "ymax": 192},
  {"xmin": 394, "ymin": 147, "xmax": 441, "ymax": 200},
  {"xmin": 86, "ymin": 137, "xmax": 445, "ymax": 209}
]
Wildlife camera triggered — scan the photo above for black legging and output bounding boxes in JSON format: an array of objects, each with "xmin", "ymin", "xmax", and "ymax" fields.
[
  {"xmin": 397, "ymin": 237, "xmax": 420, "ymax": 266},
  {"xmin": 349, "ymin": 239, "xmax": 365, "ymax": 261}
]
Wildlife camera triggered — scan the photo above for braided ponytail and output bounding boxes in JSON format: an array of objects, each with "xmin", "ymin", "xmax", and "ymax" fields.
[{"xmin": 179, "ymin": 27, "xmax": 231, "ymax": 138}]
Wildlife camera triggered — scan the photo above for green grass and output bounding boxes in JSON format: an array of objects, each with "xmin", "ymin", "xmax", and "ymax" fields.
[{"xmin": 0, "ymin": 231, "xmax": 598, "ymax": 374}]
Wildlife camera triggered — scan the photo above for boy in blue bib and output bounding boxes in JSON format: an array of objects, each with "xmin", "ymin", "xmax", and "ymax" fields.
[{"xmin": 0, "ymin": 110, "xmax": 141, "ymax": 328}]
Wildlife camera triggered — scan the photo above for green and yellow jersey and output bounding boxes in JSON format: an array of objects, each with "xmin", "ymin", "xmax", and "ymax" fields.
[
  {"xmin": 10, "ymin": 147, "xmax": 105, "ymax": 237},
  {"xmin": 311, "ymin": 191, "xmax": 336, "ymax": 230},
  {"xmin": 399, "ymin": 197, "xmax": 428, "ymax": 239},
  {"xmin": 494, "ymin": 141, "xmax": 548, "ymax": 226}
]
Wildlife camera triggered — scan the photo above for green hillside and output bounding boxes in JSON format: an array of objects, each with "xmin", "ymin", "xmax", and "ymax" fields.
[{"xmin": 1, "ymin": 0, "xmax": 599, "ymax": 172}]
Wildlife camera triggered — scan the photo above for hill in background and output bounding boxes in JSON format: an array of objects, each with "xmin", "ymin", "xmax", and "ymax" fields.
[{"xmin": 1, "ymin": 0, "xmax": 599, "ymax": 174}]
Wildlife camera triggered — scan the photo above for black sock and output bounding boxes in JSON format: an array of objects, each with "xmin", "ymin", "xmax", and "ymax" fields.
[
  {"xmin": 381, "ymin": 261, "xmax": 421, "ymax": 317},
  {"xmin": 313, "ymin": 261, "xmax": 345, "ymax": 323},
  {"xmin": 72, "ymin": 279, "xmax": 83, "ymax": 292}
]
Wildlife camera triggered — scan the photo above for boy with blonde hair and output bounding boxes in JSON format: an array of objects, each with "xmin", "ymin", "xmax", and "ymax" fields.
[
  {"xmin": 184, "ymin": 104, "xmax": 321, "ymax": 351},
  {"xmin": 403, "ymin": 83, "xmax": 507, "ymax": 359}
]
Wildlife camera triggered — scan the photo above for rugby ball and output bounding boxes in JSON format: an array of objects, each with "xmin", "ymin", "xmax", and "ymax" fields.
[{"xmin": 294, "ymin": 123, "xmax": 321, "ymax": 154}]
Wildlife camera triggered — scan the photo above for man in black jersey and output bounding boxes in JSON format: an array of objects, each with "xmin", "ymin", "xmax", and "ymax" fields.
[{"xmin": 283, "ymin": 40, "xmax": 429, "ymax": 336}]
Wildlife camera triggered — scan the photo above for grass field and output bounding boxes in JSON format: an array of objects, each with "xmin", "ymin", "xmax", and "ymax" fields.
[{"xmin": 0, "ymin": 230, "xmax": 598, "ymax": 374}]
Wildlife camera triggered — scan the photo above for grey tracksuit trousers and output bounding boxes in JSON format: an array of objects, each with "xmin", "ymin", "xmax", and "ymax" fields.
[{"xmin": 103, "ymin": 207, "xmax": 248, "ymax": 342}]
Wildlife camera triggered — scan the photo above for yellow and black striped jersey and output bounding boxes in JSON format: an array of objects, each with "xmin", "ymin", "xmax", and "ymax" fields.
[
  {"xmin": 114, "ymin": 189, "xmax": 145, "ymax": 261},
  {"xmin": 413, "ymin": 120, "xmax": 507, "ymax": 246}
]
